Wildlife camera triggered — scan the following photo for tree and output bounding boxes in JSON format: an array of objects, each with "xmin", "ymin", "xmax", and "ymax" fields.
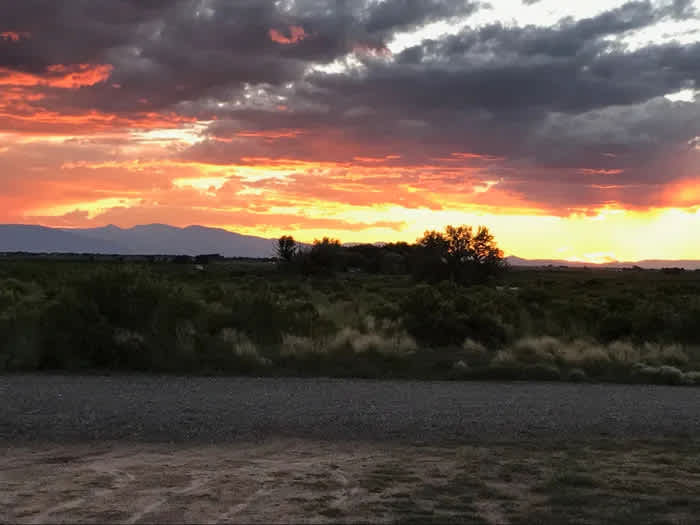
[
  {"xmin": 308, "ymin": 237, "xmax": 343, "ymax": 273},
  {"xmin": 414, "ymin": 230, "xmax": 449, "ymax": 281},
  {"xmin": 415, "ymin": 225, "xmax": 504, "ymax": 284},
  {"xmin": 276, "ymin": 235, "xmax": 297, "ymax": 262},
  {"xmin": 471, "ymin": 226, "xmax": 503, "ymax": 264}
]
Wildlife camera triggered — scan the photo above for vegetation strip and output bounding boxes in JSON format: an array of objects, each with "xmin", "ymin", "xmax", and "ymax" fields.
[{"xmin": 1, "ymin": 225, "xmax": 699, "ymax": 384}]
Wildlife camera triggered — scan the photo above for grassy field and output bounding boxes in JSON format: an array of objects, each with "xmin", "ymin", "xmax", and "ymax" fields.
[
  {"xmin": 3, "ymin": 438, "xmax": 699, "ymax": 523},
  {"xmin": 1, "ymin": 257, "xmax": 699, "ymax": 384}
]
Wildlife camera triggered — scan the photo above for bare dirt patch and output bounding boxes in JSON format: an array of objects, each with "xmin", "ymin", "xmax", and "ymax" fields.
[{"xmin": 1, "ymin": 439, "xmax": 699, "ymax": 524}]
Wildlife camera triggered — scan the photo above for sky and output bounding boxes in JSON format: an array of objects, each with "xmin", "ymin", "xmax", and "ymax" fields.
[{"xmin": 0, "ymin": 0, "xmax": 698, "ymax": 262}]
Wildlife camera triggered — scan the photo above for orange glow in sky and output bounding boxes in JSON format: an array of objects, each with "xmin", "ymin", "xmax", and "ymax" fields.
[{"xmin": 2, "ymin": 134, "xmax": 696, "ymax": 261}]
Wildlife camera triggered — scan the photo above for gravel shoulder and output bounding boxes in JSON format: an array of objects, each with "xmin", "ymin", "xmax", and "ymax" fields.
[{"xmin": 2, "ymin": 375, "xmax": 700, "ymax": 443}]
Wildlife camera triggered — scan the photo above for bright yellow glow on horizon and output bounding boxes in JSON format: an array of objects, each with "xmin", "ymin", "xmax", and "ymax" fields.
[{"xmin": 216, "ymin": 206, "xmax": 700, "ymax": 262}]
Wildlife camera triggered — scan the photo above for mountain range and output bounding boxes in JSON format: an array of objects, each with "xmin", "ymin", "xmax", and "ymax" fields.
[
  {"xmin": 0, "ymin": 224, "xmax": 698, "ymax": 269},
  {"xmin": 0, "ymin": 224, "xmax": 277, "ymax": 258}
]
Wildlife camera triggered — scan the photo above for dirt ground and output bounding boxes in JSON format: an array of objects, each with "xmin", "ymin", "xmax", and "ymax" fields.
[{"xmin": 2, "ymin": 438, "xmax": 700, "ymax": 524}]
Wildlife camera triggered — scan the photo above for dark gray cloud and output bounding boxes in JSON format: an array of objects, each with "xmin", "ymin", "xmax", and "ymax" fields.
[{"xmin": 0, "ymin": 0, "xmax": 480, "ymax": 113}]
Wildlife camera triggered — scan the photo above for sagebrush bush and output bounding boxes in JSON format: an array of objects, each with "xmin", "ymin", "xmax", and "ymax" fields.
[
  {"xmin": 523, "ymin": 363, "xmax": 561, "ymax": 381},
  {"xmin": 641, "ymin": 342, "xmax": 688, "ymax": 366},
  {"xmin": 567, "ymin": 368, "xmax": 588, "ymax": 382},
  {"xmin": 511, "ymin": 336, "xmax": 559, "ymax": 363},
  {"xmin": 220, "ymin": 328, "xmax": 271, "ymax": 367},
  {"xmin": 330, "ymin": 326, "xmax": 417, "ymax": 356},
  {"xmin": 607, "ymin": 341, "xmax": 641, "ymax": 364},
  {"xmin": 280, "ymin": 334, "xmax": 324, "ymax": 356},
  {"xmin": 683, "ymin": 371, "xmax": 700, "ymax": 385}
]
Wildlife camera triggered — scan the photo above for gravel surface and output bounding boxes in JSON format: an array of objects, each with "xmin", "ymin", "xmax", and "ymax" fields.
[{"xmin": 1, "ymin": 375, "xmax": 699, "ymax": 443}]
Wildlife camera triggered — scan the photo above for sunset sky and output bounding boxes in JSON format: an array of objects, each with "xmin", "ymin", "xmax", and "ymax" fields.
[{"xmin": 1, "ymin": 0, "xmax": 698, "ymax": 262}]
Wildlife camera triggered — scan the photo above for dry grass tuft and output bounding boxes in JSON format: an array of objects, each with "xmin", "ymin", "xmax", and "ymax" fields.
[{"xmin": 220, "ymin": 329, "xmax": 271, "ymax": 366}]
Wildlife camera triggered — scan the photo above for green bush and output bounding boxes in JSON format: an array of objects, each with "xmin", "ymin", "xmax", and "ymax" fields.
[{"xmin": 567, "ymin": 368, "xmax": 588, "ymax": 382}]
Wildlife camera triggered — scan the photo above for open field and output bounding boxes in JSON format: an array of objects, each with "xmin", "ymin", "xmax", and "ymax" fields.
[
  {"xmin": 3, "ymin": 438, "xmax": 700, "ymax": 524},
  {"xmin": 2, "ymin": 259, "xmax": 700, "ymax": 383}
]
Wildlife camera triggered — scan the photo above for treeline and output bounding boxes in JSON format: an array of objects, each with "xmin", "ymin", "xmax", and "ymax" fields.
[{"xmin": 276, "ymin": 225, "xmax": 506, "ymax": 285}]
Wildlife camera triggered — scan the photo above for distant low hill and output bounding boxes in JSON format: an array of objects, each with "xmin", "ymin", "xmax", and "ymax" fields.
[
  {"xmin": 505, "ymin": 256, "xmax": 700, "ymax": 270},
  {"xmin": 0, "ymin": 224, "xmax": 277, "ymax": 258},
  {"xmin": 0, "ymin": 224, "xmax": 698, "ymax": 268}
]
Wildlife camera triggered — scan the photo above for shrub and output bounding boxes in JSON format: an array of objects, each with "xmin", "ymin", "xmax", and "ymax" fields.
[
  {"xmin": 683, "ymin": 371, "xmax": 700, "ymax": 385},
  {"xmin": 449, "ymin": 359, "xmax": 470, "ymax": 379},
  {"xmin": 38, "ymin": 288, "xmax": 116, "ymax": 370},
  {"xmin": 641, "ymin": 342, "xmax": 688, "ymax": 366},
  {"xmin": 567, "ymin": 368, "xmax": 588, "ymax": 382},
  {"xmin": 220, "ymin": 328, "xmax": 271, "ymax": 368},
  {"xmin": 330, "ymin": 326, "xmax": 417, "ymax": 356},
  {"xmin": 658, "ymin": 365, "xmax": 684, "ymax": 385},
  {"xmin": 633, "ymin": 364, "xmax": 684, "ymax": 385},
  {"xmin": 523, "ymin": 363, "xmax": 561, "ymax": 381},
  {"xmin": 607, "ymin": 341, "xmax": 640, "ymax": 365},
  {"xmin": 461, "ymin": 338, "xmax": 489, "ymax": 366},
  {"xmin": 488, "ymin": 350, "xmax": 523, "ymax": 379},
  {"xmin": 280, "ymin": 334, "xmax": 323, "ymax": 357},
  {"xmin": 575, "ymin": 345, "xmax": 611, "ymax": 376},
  {"xmin": 511, "ymin": 336, "xmax": 559, "ymax": 364}
]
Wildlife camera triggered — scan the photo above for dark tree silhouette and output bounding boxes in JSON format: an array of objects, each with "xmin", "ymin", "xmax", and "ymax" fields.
[
  {"xmin": 308, "ymin": 237, "xmax": 343, "ymax": 272},
  {"xmin": 276, "ymin": 235, "xmax": 297, "ymax": 262},
  {"xmin": 416, "ymin": 225, "xmax": 504, "ymax": 284},
  {"xmin": 275, "ymin": 225, "xmax": 504, "ymax": 282}
]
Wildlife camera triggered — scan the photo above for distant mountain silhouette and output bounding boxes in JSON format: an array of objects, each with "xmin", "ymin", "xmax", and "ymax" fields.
[
  {"xmin": 76, "ymin": 224, "xmax": 277, "ymax": 257},
  {"xmin": 0, "ymin": 224, "xmax": 699, "ymax": 268},
  {"xmin": 0, "ymin": 224, "xmax": 125, "ymax": 254},
  {"xmin": 505, "ymin": 256, "xmax": 700, "ymax": 270},
  {"xmin": 0, "ymin": 224, "xmax": 277, "ymax": 258}
]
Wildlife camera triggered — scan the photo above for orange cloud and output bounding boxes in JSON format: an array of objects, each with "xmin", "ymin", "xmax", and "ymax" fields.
[
  {"xmin": 436, "ymin": 152, "xmax": 505, "ymax": 162},
  {"xmin": 0, "ymin": 31, "xmax": 30, "ymax": 42},
  {"xmin": 0, "ymin": 111, "xmax": 192, "ymax": 134},
  {"xmin": 589, "ymin": 184, "xmax": 625, "ymax": 189},
  {"xmin": 353, "ymin": 155, "xmax": 401, "ymax": 163},
  {"xmin": 0, "ymin": 95, "xmax": 194, "ymax": 134},
  {"xmin": 0, "ymin": 64, "xmax": 113, "ymax": 88},
  {"xmin": 579, "ymin": 168, "xmax": 625, "ymax": 175},
  {"xmin": 235, "ymin": 129, "xmax": 306, "ymax": 139},
  {"xmin": 269, "ymin": 26, "xmax": 307, "ymax": 44},
  {"xmin": 664, "ymin": 178, "xmax": 700, "ymax": 206}
]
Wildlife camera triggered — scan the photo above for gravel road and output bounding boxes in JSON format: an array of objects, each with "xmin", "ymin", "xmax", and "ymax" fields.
[{"xmin": 2, "ymin": 375, "xmax": 699, "ymax": 443}]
